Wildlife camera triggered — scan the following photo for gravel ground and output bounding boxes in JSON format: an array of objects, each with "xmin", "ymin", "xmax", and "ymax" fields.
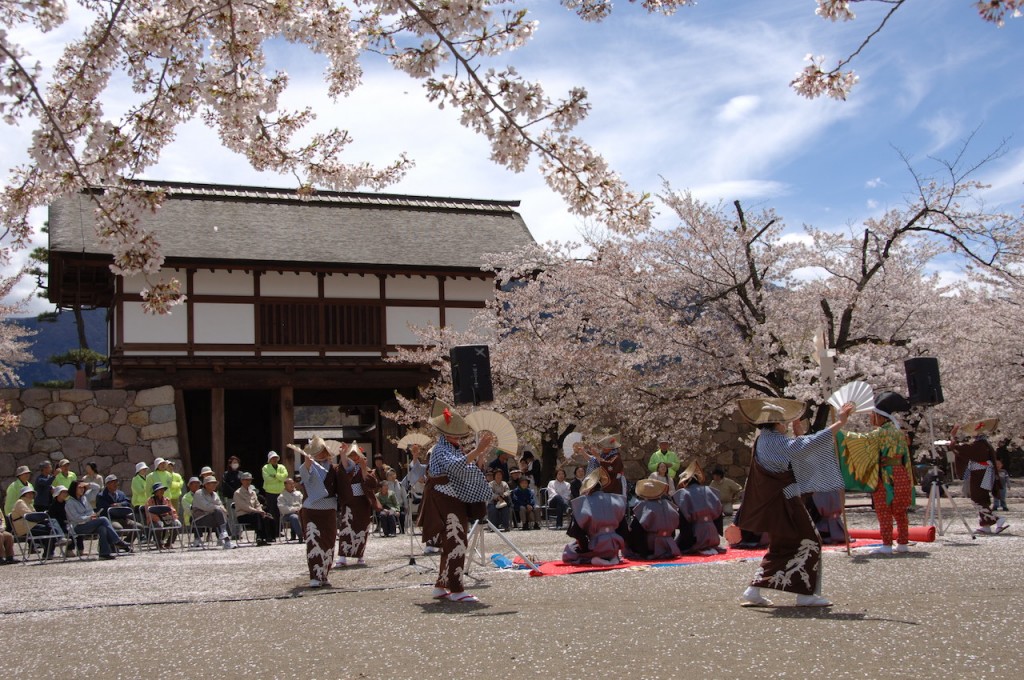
[{"xmin": 1, "ymin": 502, "xmax": 1021, "ymax": 679}]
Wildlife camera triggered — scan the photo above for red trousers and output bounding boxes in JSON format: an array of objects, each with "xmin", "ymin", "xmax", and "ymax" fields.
[{"xmin": 873, "ymin": 466, "xmax": 911, "ymax": 545}]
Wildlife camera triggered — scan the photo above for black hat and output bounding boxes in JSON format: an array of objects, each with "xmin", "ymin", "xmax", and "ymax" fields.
[{"xmin": 874, "ymin": 391, "xmax": 911, "ymax": 417}]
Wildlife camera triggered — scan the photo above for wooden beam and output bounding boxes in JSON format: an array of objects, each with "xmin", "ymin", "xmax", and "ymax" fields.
[
  {"xmin": 174, "ymin": 388, "xmax": 193, "ymax": 478},
  {"xmin": 211, "ymin": 387, "xmax": 225, "ymax": 477},
  {"xmin": 278, "ymin": 386, "xmax": 294, "ymax": 475}
]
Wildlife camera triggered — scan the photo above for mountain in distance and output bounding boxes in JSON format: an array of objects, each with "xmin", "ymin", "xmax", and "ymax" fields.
[{"xmin": 8, "ymin": 308, "xmax": 107, "ymax": 387}]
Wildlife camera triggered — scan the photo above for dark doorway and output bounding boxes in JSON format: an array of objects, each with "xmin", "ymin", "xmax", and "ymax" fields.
[
  {"xmin": 225, "ymin": 389, "xmax": 275, "ymax": 475},
  {"xmin": 183, "ymin": 389, "xmax": 212, "ymax": 476}
]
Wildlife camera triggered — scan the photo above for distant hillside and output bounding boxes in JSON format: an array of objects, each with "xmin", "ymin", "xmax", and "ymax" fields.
[{"xmin": 9, "ymin": 308, "xmax": 107, "ymax": 387}]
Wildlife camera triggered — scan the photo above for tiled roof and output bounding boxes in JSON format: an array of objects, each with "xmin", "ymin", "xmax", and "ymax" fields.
[{"xmin": 48, "ymin": 180, "xmax": 535, "ymax": 270}]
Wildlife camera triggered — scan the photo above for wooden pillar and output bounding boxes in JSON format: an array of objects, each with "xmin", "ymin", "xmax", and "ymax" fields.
[
  {"xmin": 278, "ymin": 385, "xmax": 295, "ymax": 474},
  {"xmin": 211, "ymin": 388, "xmax": 225, "ymax": 476},
  {"xmin": 174, "ymin": 389, "xmax": 192, "ymax": 478}
]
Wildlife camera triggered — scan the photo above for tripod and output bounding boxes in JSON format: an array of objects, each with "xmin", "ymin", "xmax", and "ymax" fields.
[
  {"xmin": 384, "ymin": 491, "xmax": 434, "ymax": 575},
  {"xmin": 465, "ymin": 518, "xmax": 540, "ymax": 575},
  {"xmin": 922, "ymin": 409, "xmax": 975, "ymax": 539}
]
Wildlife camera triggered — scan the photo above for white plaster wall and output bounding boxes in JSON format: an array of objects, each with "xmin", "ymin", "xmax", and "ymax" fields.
[
  {"xmin": 193, "ymin": 303, "xmax": 255, "ymax": 343},
  {"xmin": 444, "ymin": 307, "xmax": 485, "ymax": 334},
  {"xmin": 122, "ymin": 301, "xmax": 188, "ymax": 343},
  {"xmin": 324, "ymin": 273, "xmax": 379, "ymax": 299},
  {"xmin": 444, "ymin": 277, "xmax": 495, "ymax": 302},
  {"xmin": 385, "ymin": 275, "xmax": 438, "ymax": 300},
  {"xmin": 193, "ymin": 270, "xmax": 254, "ymax": 296},
  {"xmin": 386, "ymin": 307, "xmax": 440, "ymax": 345},
  {"xmin": 260, "ymin": 271, "xmax": 318, "ymax": 297},
  {"xmin": 122, "ymin": 268, "xmax": 185, "ymax": 294}
]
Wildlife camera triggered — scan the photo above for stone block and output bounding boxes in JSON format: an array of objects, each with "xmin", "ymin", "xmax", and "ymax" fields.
[
  {"xmin": 151, "ymin": 437, "xmax": 179, "ymax": 458},
  {"xmin": 149, "ymin": 404, "xmax": 176, "ymax": 424},
  {"xmin": 134, "ymin": 386, "xmax": 174, "ymax": 408},
  {"xmin": 111, "ymin": 408, "xmax": 128, "ymax": 425},
  {"xmin": 68, "ymin": 415, "xmax": 80, "ymax": 424},
  {"xmin": 18, "ymin": 408, "xmax": 44, "ymax": 429},
  {"xmin": 43, "ymin": 416, "xmax": 72, "ymax": 438},
  {"xmin": 62, "ymin": 437, "xmax": 96, "ymax": 459},
  {"xmin": 0, "ymin": 388, "xmax": 21, "ymax": 401},
  {"xmin": 126, "ymin": 446, "xmax": 151, "ymax": 464},
  {"xmin": 71, "ymin": 423, "xmax": 90, "ymax": 436},
  {"xmin": 32, "ymin": 438, "xmax": 61, "ymax": 454},
  {"xmin": 128, "ymin": 411, "xmax": 149, "ymax": 427},
  {"xmin": 716, "ymin": 451, "xmax": 734, "ymax": 465},
  {"xmin": 59, "ymin": 389, "xmax": 94, "ymax": 403},
  {"xmin": 80, "ymin": 405, "xmax": 110, "ymax": 425},
  {"xmin": 43, "ymin": 401, "xmax": 75, "ymax": 417},
  {"xmin": 115, "ymin": 425, "xmax": 138, "ymax": 445},
  {"xmin": 21, "ymin": 389, "xmax": 53, "ymax": 409},
  {"xmin": 91, "ymin": 455, "xmax": 114, "ymax": 472},
  {"xmin": 95, "ymin": 441, "xmax": 123, "ymax": 459},
  {"xmin": 111, "ymin": 461, "xmax": 136, "ymax": 480},
  {"xmin": 0, "ymin": 454, "xmax": 15, "ymax": 477},
  {"xmin": 141, "ymin": 421, "xmax": 176, "ymax": 441},
  {"xmin": 94, "ymin": 390, "xmax": 128, "ymax": 408},
  {"xmin": 87, "ymin": 423, "xmax": 118, "ymax": 442},
  {"xmin": 0, "ymin": 394, "xmax": 23, "ymax": 414}
]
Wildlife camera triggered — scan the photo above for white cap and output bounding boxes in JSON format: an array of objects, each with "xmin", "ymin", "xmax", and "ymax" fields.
[
  {"xmin": 199, "ymin": 466, "xmax": 213, "ymax": 476},
  {"xmin": 104, "ymin": 474, "xmax": 118, "ymax": 484},
  {"xmin": 135, "ymin": 461, "xmax": 149, "ymax": 473},
  {"xmin": 267, "ymin": 450, "xmax": 280, "ymax": 462},
  {"xmin": 19, "ymin": 485, "xmax": 36, "ymax": 497},
  {"xmin": 153, "ymin": 458, "xmax": 166, "ymax": 468},
  {"xmin": 51, "ymin": 485, "xmax": 68, "ymax": 497}
]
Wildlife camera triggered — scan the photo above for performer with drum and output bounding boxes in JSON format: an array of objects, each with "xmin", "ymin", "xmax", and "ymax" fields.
[
  {"xmin": 419, "ymin": 399, "xmax": 495, "ymax": 603},
  {"xmin": 736, "ymin": 398, "xmax": 853, "ymax": 608}
]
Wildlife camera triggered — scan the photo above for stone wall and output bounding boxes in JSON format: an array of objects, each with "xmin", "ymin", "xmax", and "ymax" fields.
[{"xmin": 0, "ymin": 386, "xmax": 179, "ymax": 489}]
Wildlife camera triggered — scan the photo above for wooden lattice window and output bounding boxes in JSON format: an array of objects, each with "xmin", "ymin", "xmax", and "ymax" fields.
[{"xmin": 258, "ymin": 302, "xmax": 382, "ymax": 348}]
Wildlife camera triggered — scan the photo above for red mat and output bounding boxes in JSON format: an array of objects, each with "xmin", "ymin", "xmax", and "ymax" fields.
[
  {"xmin": 847, "ymin": 525, "xmax": 935, "ymax": 542},
  {"xmin": 519, "ymin": 539, "xmax": 874, "ymax": 577}
]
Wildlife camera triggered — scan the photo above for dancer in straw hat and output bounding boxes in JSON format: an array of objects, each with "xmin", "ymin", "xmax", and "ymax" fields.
[
  {"xmin": 735, "ymin": 398, "xmax": 854, "ymax": 607},
  {"xmin": 420, "ymin": 399, "xmax": 495, "ymax": 603},
  {"xmin": 334, "ymin": 442, "xmax": 380, "ymax": 567},
  {"xmin": 288, "ymin": 436, "xmax": 341, "ymax": 588},
  {"xmin": 948, "ymin": 417, "xmax": 1009, "ymax": 535}
]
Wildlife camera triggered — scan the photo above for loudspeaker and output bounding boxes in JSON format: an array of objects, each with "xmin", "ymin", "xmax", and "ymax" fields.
[
  {"xmin": 450, "ymin": 345, "xmax": 493, "ymax": 405},
  {"xmin": 904, "ymin": 357, "xmax": 944, "ymax": 406}
]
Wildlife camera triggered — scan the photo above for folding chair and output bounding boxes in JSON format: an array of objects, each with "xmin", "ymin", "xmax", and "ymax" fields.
[
  {"xmin": 23, "ymin": 512, "xmax": 66, "ymax": 563},
  {"xmin": 107, "ymin": 507, "xmax": 142, "ymax": 551},
  {"xmin": 68, "ymin": 522, "xmax": 99, "ymax": 559},
  {"xmin": 146, "ymin": 505, "xmax": 179, "ymax": 550},
  {"xmin": 228, "ymin": 503, "xmax": 254, "ymax": 545}
]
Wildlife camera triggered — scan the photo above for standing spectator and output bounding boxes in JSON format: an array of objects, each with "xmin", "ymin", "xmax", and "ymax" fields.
[
  {"xmin": 277, "ymin": 477, "xmax": 303, "ymax": 541},
  {"xmin": 54, "ymin": 458, "xmax": 77, "ymax": 490},
  {"xmin": 81, "ymin": 462, "xmax": 104, "ymax": 509},
  {"xmin": 192, "ymin": 477, "xmax": 235, "ymax": 549},
  {"xmin": 648, "ymin": 437, "xmax": 681, "ymax": 479},
  {"xmin": 371, "ymin": 454, "xmax": 392, "ymax": 489},
  {"xmin": 33, "ymin": 462, "xmax": 55, "ymax": 512},
  {"xmin": 511, "ymin": 476, "xmax": 539, "ymax": 530},
  {"xmin": 131, "ymin": 461, "xmax": 151, "ymax": 509},
  {"xmin": 233, "ymin": 472, "xmax": 276, "ymax": 545},
  {"xmin": 4, "ymin": 466, "xmax": 31, "ymax": 516},
  {"xmin": 146, "ymin": 459, "xmax": 172, "ymax": 499},
  {"xmin": 65, "ymin": 481, "xmax": 133, "ymax": 560},
  {"xmin": 262, "ymin": 451, "xmax": 288, "ymax": 538},
  {"xmin": 569, "ymin": 465, "xmax": 587, "ymax": 499},
  {"xmin": 521, "ymin": 450, "xmax": 542, "ymax": 489},
  {"xmin": 487, "ymin": 469, "xmax": 512, "ymax": 531},
  {"xmin": 545, "ymin": 468, "xmax": 572, "ymax": 529},
  {"xmin": 994, "ymin": 458, "xmax": 1010, "ymax": 511},
  {"xmin": 488, "ymin": 451, "xmax": 512, "ymax": 480},
  {"xmin": 222, "ymin": 456, "xmax": 243, "ymax": 501},
  {"xmin": 166, "ymin": 460, "xmax": 185, "ymax": 515},
  {"xmin": 383, "ymin": 469, "xmax": 407, "ymax": 533},
  {"xmin": 648, "ymin": 461, "xmax": 676, "ymax": 494}
]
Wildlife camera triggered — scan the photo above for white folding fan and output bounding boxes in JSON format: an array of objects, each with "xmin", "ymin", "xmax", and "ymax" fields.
[
  {"xmin": 396, "ymin": 432, "xmax": 432, "ymax": 451},
  {"xmin": 827, "ymin": 380, "xmax": 875, "ymax": 415},
  {"xmin": 562, "ymin": 432, "xmax": 584, "ymax": 461},
  {"xmin": 465, "ymin": 410, "xmax": 518, "ymax": 456}
]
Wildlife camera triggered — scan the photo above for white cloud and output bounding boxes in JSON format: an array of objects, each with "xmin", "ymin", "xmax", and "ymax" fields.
[
  {"xmin": 865, "ymin": 177, "xmax": 884, "ymax": 189},
  {"xmin": 866, "ymin": 198, "xmax": 879, "ymax": 209},
  {"xmin": 717, "ymin": 95, "xmax": 761, "ymax": 123},
  {"xmin": 688, "ymin": 180, "xmax": 789, "ymax": 204},
  {"xmin": 920, "ymin": 112, "xmax": 963, "ymax": 155}
]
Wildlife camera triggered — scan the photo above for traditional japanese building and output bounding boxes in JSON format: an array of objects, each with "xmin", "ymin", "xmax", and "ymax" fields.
[{"xmin": 46, "ymin": 180, "xmax": 534, "ymax": 477}]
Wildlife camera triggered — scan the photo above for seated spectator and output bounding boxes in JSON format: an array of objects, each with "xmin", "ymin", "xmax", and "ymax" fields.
[
  {"xmin": 233, "ymin": 472, "xmax": 276, "ymax": 545},
  {"xmin": 372, "ymin": 454, "xmax": 392, "ymax": 486},
  {"xmin": 96, "ymin": 474, "xmax": 138, "ymax": 532},
  {"xmin": 222, "ymin": 456, "xmax": 243, "ymax": 501},
  {"xmin": 192, "ymin": 477, "xmax": 235, "ymax": 549},
  {"xmin": 648, "ymin": 461, "xmax": 676, "ymax": 494},
  {"xmin": 277, "ymin": 477, "xmax": 303, "ymax": 541},
  {"xmin": 487, "ymin": 469, "xmax": 512, "ymax": 531},
  {"xmin": 507, "ymin": 468, "xmax": 524, "ymax": 527},
  {"xmin": 48, "ymin": 485, "xmax": 81, "ymax": 557},
  {"xmin": 376, "ymin": 483, "xmax": 401, "ymax": 537},
  {"xmin": 11, "ymin": 487, "xmax": 61, "ymax": 559},
  {"xmin": 4, "ymin": 465, "xmax": 32, "ymax": 516},
  {"xmin": 511, "ymin": 476, "xmax": 539, "ymax": 530},
  {"xmin": 81, "ymin": 462, "xmax": 104, "ymax": 509},
  {"xmin": 545, "ymin": 468, "xmax": 572, "ymax": 529},
  {"xmin": 65, "ymin": 480, "xmax": 133, "ymax": 560},
  {"xmin": 708, "ymin": 466, "xmax": 743, "ymax": 516},
  {"xmin": 383, "ymin": 469, "xmax": 407, "ymax": 534},
  {"xmin": 181, "ymin": 477, "xmax": 201, "ymax": 529},
  {"xmin": 569, "ymin": 465, "xmax": 587, "ymax": 499},
  {"xmin": 146, "ymin": 483, "xmax": 181, "ymax": 549},
  {"xmin": 0, "ymin": 509, "xmax": 17, "ymax": 564}
]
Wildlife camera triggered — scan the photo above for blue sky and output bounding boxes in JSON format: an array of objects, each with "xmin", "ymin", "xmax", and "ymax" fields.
[{"xmin": 3, "ymin": 1, "xmax": 1023, "ymax": 308}]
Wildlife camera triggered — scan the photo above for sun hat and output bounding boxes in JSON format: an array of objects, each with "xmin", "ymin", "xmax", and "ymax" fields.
[
  {"xmin": 428, "ymin": 399, "xmax": 472, "ymax": 437},
  {"xmin": 104, "ymin": 474, "xmax": 118, "ymax": 484},
  {"xmin": 135, "ymin": 461, "xmax": 149, "ymax": 473},
  {"xmin": 15, "ymin": 465, "xmax": 30, "ymax": 476},
  {"xmin": 635, "ymin": 478, "xmax": 668, "ymax": 500},
  {"xmin": 736, "ymin": 398, "xmax": 806, "ymax": 425}
]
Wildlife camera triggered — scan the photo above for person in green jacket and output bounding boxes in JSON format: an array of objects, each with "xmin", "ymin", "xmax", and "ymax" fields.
[
  {"xmin": 145, "ymin": 458, "xmax": 173, "ymax": 502},
  {"xmin": 261, "ymin": 451, "xmax": 288, "ymax": 539},
  {"xmin": 131, "ymin": 461, "xmax": 152, "ymax": 508},
  {"xmin": 54, "ymin": 458, "xmax": 78, "ymax": 490},
  {"xmin": 165, "ymin": 460, "xmax": 185, "ymax": 514},
  {"xmin": 647, "ymin": 438, "xmax": 681, "ymax": 479},
  {"xmin": 4, "ymin": 465, "xmax": 32, "ymax": 516}
]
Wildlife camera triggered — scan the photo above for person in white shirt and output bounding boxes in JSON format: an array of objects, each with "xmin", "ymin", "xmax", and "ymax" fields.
[{"xmin": 545, "ymin": 468, "xmax": 572, "ymax": 529}]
